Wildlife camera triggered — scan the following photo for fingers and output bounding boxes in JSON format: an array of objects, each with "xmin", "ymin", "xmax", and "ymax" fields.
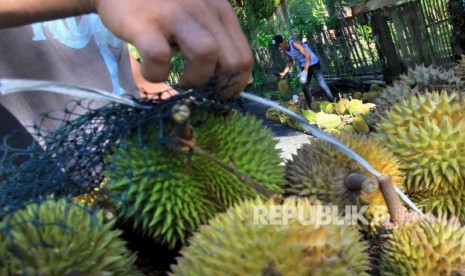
[
  {"xmin": 132, "ymin": 27, "xmax": 172, "ymax": 83},
  {"xmin": 98, "ymin": 0, "xmax": 253, "ymax": 99},
  {"xmin": 213, "ymin": 1, "xmax": 253, "ymax": 98},
  {"xmin": 172, "ymin": 14, "xmax": 218, "ymax": 88}
]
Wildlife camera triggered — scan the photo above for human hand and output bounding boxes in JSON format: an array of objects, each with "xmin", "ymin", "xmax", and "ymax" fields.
[
  {"xmin": 94, "ymin": 0, "xmax": 253, "ymax": 99},
  {"xmin": 278, "ymin": 72, "xmax": 286, "ymax": 79},
  {"xmin": 298, "ymin": 71, "xmax": 308, "ymax": 84}
]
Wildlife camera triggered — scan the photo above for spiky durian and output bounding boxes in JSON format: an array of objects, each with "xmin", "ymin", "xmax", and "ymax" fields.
[
  {"xmin": 0, "ymin": 198, "xmax": 137, "ymax": 275},
  {"xmin": 284, "ymin": 132, "xmax": 404, "ymax": 226},
  {"xmin": 378, "ymin": 215, "xmax": 465, "ymax": 275},
  {"xmin": 170, "ymin": 197, "xmax": 370, "ymax": 276},
  {"xmin": 372, "ymin": 64, "xmax": 464, "ymax": 126},
  {"xmin": 315, "ymin": 112, "xmax": 341, "ymax": 129},
  {"xmin": 375, "ymin": 90, "xmax": 465, "ymax": 220},
  {"xmin": 352, "ymin": 117, "xmax": 370, "ymax": 134},
  {"xmin": 105, "ymin": 111, "xmax": 284, "ymax": 248},
  {"xmin": 399, "ymin": 64, "xmax": 462, "ymax": 90},
  {"xmin": 278, "ymin": 79, "xmax": 290, "ymax": 94}
]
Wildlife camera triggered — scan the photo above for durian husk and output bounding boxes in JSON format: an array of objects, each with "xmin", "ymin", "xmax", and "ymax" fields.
[
  {"xmin": 284, "ymin": 132, "xmax": 404, "ymax": 229},
  {"xmin": 105, "ymin": 110, "xmax": 284, "ymax": 248},
  {"xmin": 378, "ymin": 214, "xmax": 465, "ymax": 275},
  {"xmin": 375, "ymin": 90, "xmax": 465, "ymax": 221},
  {"xmin": 170, "ymin": 197, "xmax": 370, "ymax": 276},
  {"xmin": 0, "ymin": 198, "xmax": 138, "ymax": 275},
  {"xmin": 372, "ymin": 64, "xmax": 464, "ymax": 126}
]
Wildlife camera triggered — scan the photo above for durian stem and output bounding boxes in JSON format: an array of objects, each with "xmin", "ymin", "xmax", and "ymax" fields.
[
  {"xmin": 192, "ymin": 146, "xmax": 275, "ymax": 198},
  {"xmin": 345, "ymin": 173, "xmax": 378, "ymax": 194},
  {"xmin": 378, "ymin": 174, "xmax": 407, "ymax": 224}
]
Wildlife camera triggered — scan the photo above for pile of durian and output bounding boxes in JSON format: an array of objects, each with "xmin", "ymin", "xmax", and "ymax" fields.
[
  {"xmin": 266, "ymin": 96, "xmax": 377, "ymax": 135},
  {"xmin": 2, "ymin": 57, "xmax": 465, "ymax": 275}
]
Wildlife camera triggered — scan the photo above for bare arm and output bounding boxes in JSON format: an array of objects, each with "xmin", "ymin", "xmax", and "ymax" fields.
[
  {"xmin": 292, "ymin": 41, "xmax": 311, "ymax": 71},
  {"xmin": 0, "ymin": 0, "xmax": 94, "ymax": 27},
  {"xmin": 279, "ymin": 55, "xmax": 294, "ymax": 79},
  {"xmin": 0, "ymin": 0, "xmax": 253, "ymax": 99}
]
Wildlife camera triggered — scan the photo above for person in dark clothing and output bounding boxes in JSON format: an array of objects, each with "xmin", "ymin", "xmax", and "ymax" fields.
[{"xmin": 272, "ymin": 35, "xmax": 334, "ymax": 107}]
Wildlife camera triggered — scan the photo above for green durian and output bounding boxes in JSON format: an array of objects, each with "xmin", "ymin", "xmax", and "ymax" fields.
[
  {"xmin": 378, "ymin": 215, "xmax": 465, "ymax": 275},
  {"xmin": 348, "ymin": 99, "xmax": 363, "ymax": 116},
  {"xmin": 170, "ymin": 197, "xmax": 370, "ymax": 276},
  {"xmin": 285, "ymin": 132, "xmax": 404, "ymax": 227},
  {"xmin": 315, "ymin": 112, "xmax": 342, "ymax": 129},
  {"xmin": 319, "ymin": 101, "xmax": 332, "ymax": 112},
  {"xmin": 265, "ymin": 107, "xmax": 281, "ymax": 122},
  {"xmin": 278, "ymin": 79, "xmax": 290, "ymax": 94},
  {"xmin": 105, "ymin": 111, "xmax": 284, "ymax": 248},
  {"xmin": 375, "ymin": 90, "xmax": 465, "ymax": 221},
  {"xmin": 310, "ymin": 101, "xmax": 321, "ymax": 111},
  {"xmin": 324, "ymin": 128, "xmax": 341, "ymax": 136},
  {"xmin": 324, "ymin": 103, "xmax": 336, "ymax": 114},
  {"xmin": 302, "ymin": 109, "xmax": 316, "ymax": 124},
  {"xmin": 362, "ymin": 91, "xmax": 379, "ymax": 102},
  {"xmin": 372, "ymin": 64, "xmax": 464, "ymax": 126},
  {"xmin": 0, "ymin": 198, "xmax": 137, "ymax": 275},
  {"xmin": 352, "ymin": 117, "xmax": 370, "ymax": 134}
]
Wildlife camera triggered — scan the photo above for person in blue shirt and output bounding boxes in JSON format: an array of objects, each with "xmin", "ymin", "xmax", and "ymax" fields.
[{"xmin": 272, "ymin": 35, "xmax": 334, "ymax": 107}]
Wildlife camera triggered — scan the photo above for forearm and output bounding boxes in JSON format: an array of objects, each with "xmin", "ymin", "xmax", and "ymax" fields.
[
  {"xmin": 303, "ymin": 57, "xmax": 311, "ymax": 71},
  {"xmin": 0, "ymin": 0, "xmax": 96, "ymax": 28}
]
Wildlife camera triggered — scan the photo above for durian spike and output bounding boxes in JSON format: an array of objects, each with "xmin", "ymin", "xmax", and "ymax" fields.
[
  {"xmin": 240, "ymin": 92, "xmax": 423, "ymax": 215},
  {"xmin": 345, "ymin": 173, "xmax": 379, "ymax": 194},
  {"xmin": 378, "ymin": 174, "xmax": 407, "ymax": 223},
  {"xmin": 192, "ymin": 144, "xmax": 275, "ymax": 198}
]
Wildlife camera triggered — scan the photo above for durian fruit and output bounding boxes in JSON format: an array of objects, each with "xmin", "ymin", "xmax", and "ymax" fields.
[
  {"xmin": 278, "ymin": 79, "xmax": 290, "ymax": 94},
  {"xmin": 375, "ymin": 90, "xmax": 465, "ymax": 221},
  {"xmin": 265, "ymin": 107, "xmax": 281, "ymax": 122},
  {"xmin": 319, "ymin": 101, "xmax": 332, "ymax": 112},
  {"xmin": 352, "ymin": 117, "xmax": 370, "ymax": 134},
  {"xmin": 192, "ymin": 112, "xmax": 284, "ymax": 205},
  {"xmin": 302, "ymin": 109, "xmax": 316, "ymax": 124},
  {"xmin": 170, "ymin": 197, "xmax": 370, "ymax": 276},
  {"xmin": 310, "ymin": 101, "xmax": 321, "ymax": 111},
  {"xmin": 315, "ymin": 112, "xmax": 342, "ymax": 129},
  {"xmin": 324, "ymin": 128, "xmax": 341, "ymax": 136},
  {"xmin": 0, "ymin": 198, "xmax": 137, "ymax": 275},
  {"xmin": 372, "ymin": 64, "xmax": 464, "ymax": 126},
  {"xmin": 348, "ymin": 99, "xmax": 363, "ymax": 115},
  {"xmin": 105, "ymin": 110, "xmax": 284, "ymax": 248},
  {"xmin": 324, "ymin": 102, "xmax": 336, "ymax": 114},
  {"xmin": 337, "ymin": 98, "xmax": 350, "ymax": 114},
  {"xmin": 399, "ymin": 64, "xmax": 462, "ymax": 90},
  {"xmin": 378, "ymin": 215, "xmax": 465, "ymax": 275},
  {"xmin": 362, "ymin": 91, "xmax": 379, "ymax": 102},
  {"xmin": 285, "ymin": 132, "xmax": 404, "ymax": 228},
  {"xmin": 353, "ymin": 91, "xmax": 363, "ymax": 100}
]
